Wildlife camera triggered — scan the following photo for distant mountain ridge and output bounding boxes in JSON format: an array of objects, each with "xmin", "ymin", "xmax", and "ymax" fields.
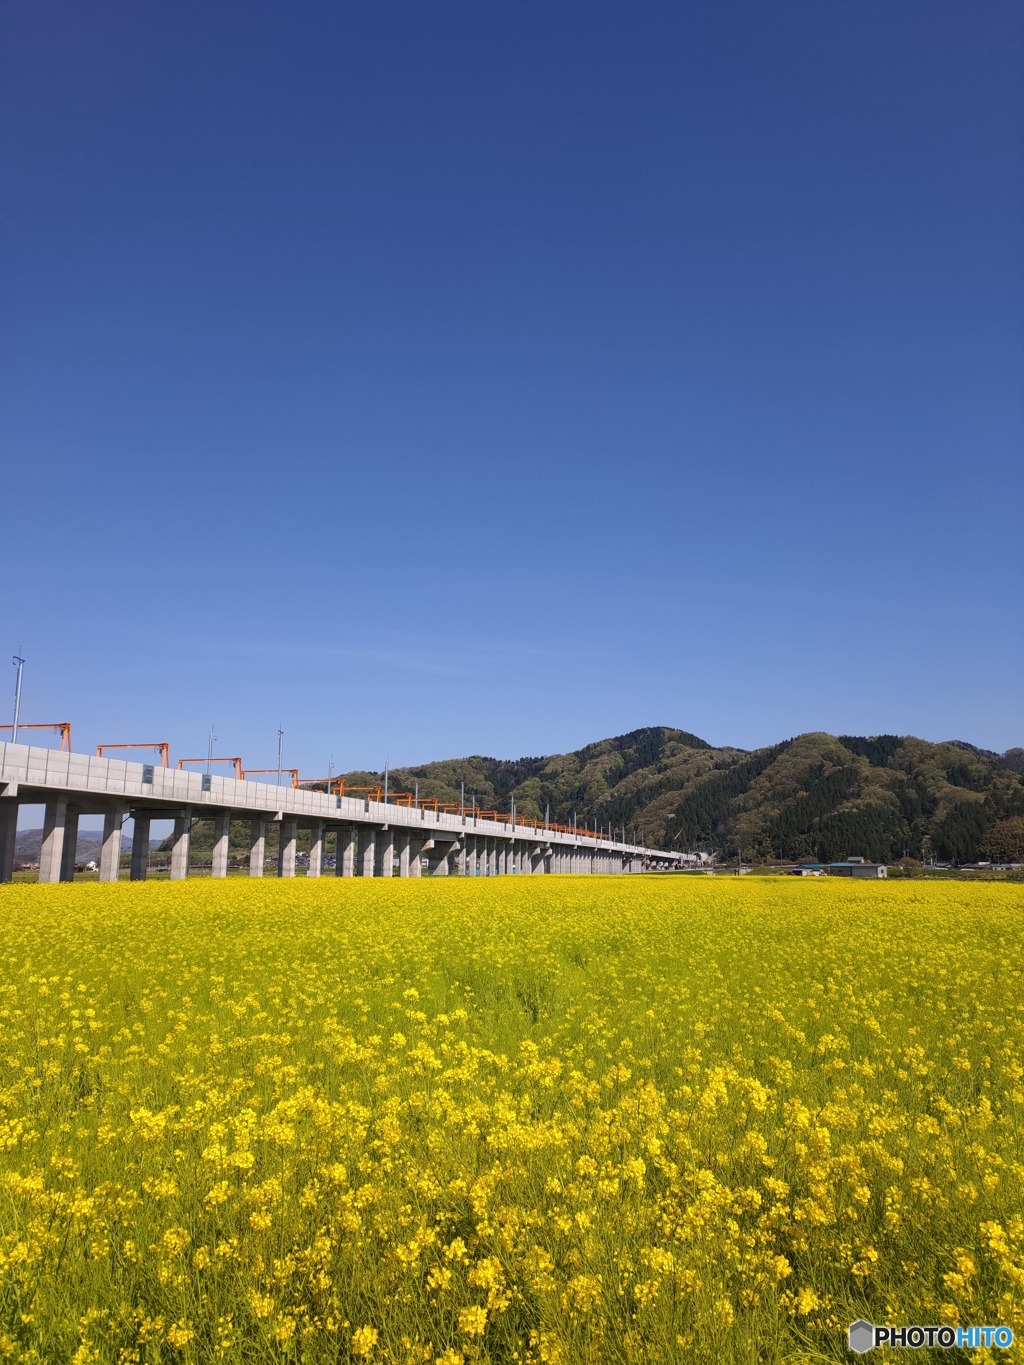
[
  {"xmin": 342, "ymin": 727, "xmax": 1024, "ymax": 864},
  {"xmin": 13, "ymin": 829, "xmax": 159, "ymax": 867}
]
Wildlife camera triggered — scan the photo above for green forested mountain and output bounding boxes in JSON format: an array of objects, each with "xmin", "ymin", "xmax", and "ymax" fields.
[{"xmin": 343, "ymin": 727, "xmax": 1024, "ymax": 864}]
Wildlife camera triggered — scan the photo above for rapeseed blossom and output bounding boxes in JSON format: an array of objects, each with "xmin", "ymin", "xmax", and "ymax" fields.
[{"xmin": 0, "ymin": 876, "xmax": 1021, "ymax": 1362}]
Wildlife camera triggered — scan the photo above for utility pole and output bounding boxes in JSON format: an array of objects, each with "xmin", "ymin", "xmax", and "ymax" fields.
[
  {"xmin": 277, "ymin": 727, "xmax": 284, "ymax": 786},
  {"xmin": 11, "ymin": 651, "xmax": 24, "ymax": 744},
  {"xmin": 206, "ymin": 725, "xmax": 216, "ymax": 775},
  {"xmin": 384, "ymin": 760, "xmax": 389, "ymax": 806},
  {"xmin": 460, "ymin": 779, "xmax": 465, "ymax": 818}
]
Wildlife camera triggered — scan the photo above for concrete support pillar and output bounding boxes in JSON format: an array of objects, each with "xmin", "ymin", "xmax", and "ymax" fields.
[
  {"xmin": 398, "ymin": 831, "xmax": 411, "ymax": 877},
  {"xmin": 467, "ymin": 840, "xmax": 478, "ymax": 876},
  {"xmin": 169, "ymin": 810, "xmax": 193, "ymax": 881},
  {"xmin": 359, "ymin": 828, "xmax": 376, "ymax": 877},
  {"xmin": 99, "ymin": 805, "xmax": 126, "ymax": 882},
  {"xmin": 38, "ymin": 797, "xmax": 68, "ymax": 884},
  {"xmin": 456, "ymin": 840, "xmax": 467, "ymax": 876},
  {"xmin": 380, "ymin": 828, "xmax": 396, "ymax": 877},
  {"xmin": 211, "ymin": 811, "xmax": 231, "ymax": 878},
  {"xmin": 130, "ymin": 813, "xmax": 151, "ymax": 882},
  {"xmin": 59, "ymin": 808, "xmax": 80, "ymax": 882},
  {"xmin": 335, "ymin": 827, "xmax": 356, "ymax": 876},
  {"xmin": 433, "ymin": 843, "xmax": 449, "ymax": 875},
  {"xmin": 408, "ymin": 836, "xmax": 423, "ymax": 877},
  {"xmin": 278, "ymin": 818, "xmax": 297, "ymax": 877},
  {"xmin": 249, "ymin": 819, "xmax": 266, "ymax": 878},
  {"xmin": 0, "ymin": 800, "xmax": 18, "ymax": 883},
  {"xmin": 308, "ymin": 821, "xmax": 324, "ymax": 878}
]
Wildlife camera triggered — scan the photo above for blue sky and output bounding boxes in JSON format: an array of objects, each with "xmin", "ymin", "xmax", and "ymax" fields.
[{"xmin": 2, "ymin": 0, "xmax": 1021, "ymax": 781}]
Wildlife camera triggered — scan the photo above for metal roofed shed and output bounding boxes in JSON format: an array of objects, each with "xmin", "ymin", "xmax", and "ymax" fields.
[{"xmin": 829, "ymin": 857, "xmax": 887, "ymax": 879}]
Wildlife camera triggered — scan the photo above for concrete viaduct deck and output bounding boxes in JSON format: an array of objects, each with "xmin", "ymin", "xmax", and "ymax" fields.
[{"xmin": 0, "ymin": 741, "xmax": 679, "ymax": 883}]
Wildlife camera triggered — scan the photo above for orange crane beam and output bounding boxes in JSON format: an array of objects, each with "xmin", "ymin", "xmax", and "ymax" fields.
[
  {"xmin": 299, "ymin": 777, "xmax": 350, "ymax": 797},
  {"xmin": 0, "ymin": 722, "xmax": 72, "ymax": 751},
  {"xmin": 96, "ymin": 742, "xmax": 170, "ymax": 766},
  {"xmin": 241, "ymin": 768, "xmax": 300, "ymax": 788},
  {"xmin": 177, "ymin": 756, "xmax": 243, "ymax": 780}
]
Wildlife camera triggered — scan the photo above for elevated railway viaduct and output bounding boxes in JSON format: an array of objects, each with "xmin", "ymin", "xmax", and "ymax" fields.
[{"xmin": 0, "ymin": 741, "xmax": 678, "ymax": 883}]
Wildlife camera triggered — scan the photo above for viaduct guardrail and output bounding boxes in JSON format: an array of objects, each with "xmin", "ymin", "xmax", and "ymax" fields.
[{"xmin": 0, "ymin": 742, "xmax": 679, "ymax": 883}]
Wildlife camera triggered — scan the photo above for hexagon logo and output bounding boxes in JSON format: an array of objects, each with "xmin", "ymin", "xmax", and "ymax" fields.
[{"xmin": 848, "ymin": 1319, "xmax": 875, "ymax": 1354}]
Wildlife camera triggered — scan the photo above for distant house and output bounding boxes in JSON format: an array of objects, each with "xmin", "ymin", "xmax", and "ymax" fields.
[
  {"xmin": 829, "ymin": 856, "xmax": 887, "ymax": 879},
  {"xmin": 786, "ymin": 863, "xmax": 825, "ymax": 876}
]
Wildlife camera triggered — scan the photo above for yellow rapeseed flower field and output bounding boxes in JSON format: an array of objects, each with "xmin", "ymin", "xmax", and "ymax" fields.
[{"xmin": 0, "ymin": 877, "xmax": 1022, "ymax": 1363}]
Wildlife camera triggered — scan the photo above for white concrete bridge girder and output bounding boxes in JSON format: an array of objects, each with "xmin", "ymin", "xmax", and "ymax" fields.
[{"xmin": 0, "ymin": 741, "xmax": 676, "ymax": 882}]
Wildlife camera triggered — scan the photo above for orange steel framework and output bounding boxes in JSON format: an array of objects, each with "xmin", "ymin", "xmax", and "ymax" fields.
[
  {"xmin": 7, "ymin": 724, "xmax": 626, "ymax": 843},
  {"xmin": 96, "ymin": 742, "xmax": 171, "ymax": 766},
  {"xmin": 176, "ymin": 756, "xmax": 243, "ymax": 780},
  {"xmin": 0, "ymin": 722, "xmax": 73, "ymax": 751},
  {"xmin": 241, "ymin": 768, "xmax": 300, "ymax": 789},
  {"xmin": 343, "ymin": 775, "xmax": 588, "ymax": 840},
  {"xmin": 295, "ymin": 776, "xmax": 612, "ymax": 840},
  {"xmin": 297, "ymin": 778, "xmax": 384, "ymax": 802}
]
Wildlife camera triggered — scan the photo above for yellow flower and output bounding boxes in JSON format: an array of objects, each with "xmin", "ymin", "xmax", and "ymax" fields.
[
  {"xmin": 248, "ymin": 1293, "xmax": 274, "ymax": 1321},
  {"xmin": 161, "ymin": 1228, "xmax": 190, "ymax": 1258},
  {"xmin": 166, "ymin": 1322, "xmax": 194, "ymax": 1349},
  {"xmin": 352, "ymin": 1325, "xmax": 379, "ymax": 1356},
  {"xmin": 795, "ymin": 1287, "xmax": 820, "ymax": 1314},
  {"xmin": 457, "ymin": 1306, "xmax": 488, "ymax": 1337}
]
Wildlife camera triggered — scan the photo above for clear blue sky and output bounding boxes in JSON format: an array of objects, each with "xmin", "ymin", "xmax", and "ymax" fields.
[{"xmin": 2, "ymin": 0, "xmax": 1021, "ymax": 778}]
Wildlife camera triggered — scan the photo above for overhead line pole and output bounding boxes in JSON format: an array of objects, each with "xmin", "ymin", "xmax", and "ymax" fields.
[{"xmin": 11, "ymin": 651, "xmax": 24, "ymax": 744}]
